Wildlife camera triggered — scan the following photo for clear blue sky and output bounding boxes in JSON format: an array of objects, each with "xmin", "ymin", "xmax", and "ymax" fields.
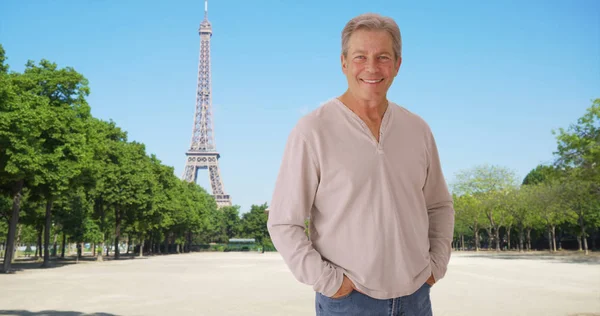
[{"xmin": 1, "ymin": 0, "xmax": 598, "ymax": 214}]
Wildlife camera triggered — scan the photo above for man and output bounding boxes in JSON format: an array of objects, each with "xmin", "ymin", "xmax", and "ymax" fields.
[{"xmin": 267, "ymin": 12, "xmax": 454, "ymax": 316}]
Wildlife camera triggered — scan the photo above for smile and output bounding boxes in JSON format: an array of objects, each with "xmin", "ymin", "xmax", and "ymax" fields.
[{"xmin": 360, "ymin": 79, "xmax": 384, "ymax": 84}]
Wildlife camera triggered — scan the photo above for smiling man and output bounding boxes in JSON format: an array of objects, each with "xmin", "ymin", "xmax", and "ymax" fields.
[{"xmin": 267, "ymin": 13, "xmax": 455, "ymax": 316}]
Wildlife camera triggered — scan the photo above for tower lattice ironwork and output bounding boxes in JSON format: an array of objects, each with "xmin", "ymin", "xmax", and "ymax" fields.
[{"xmin": 182, "ymin": 0, "xmax": 231, "ymax": 208}]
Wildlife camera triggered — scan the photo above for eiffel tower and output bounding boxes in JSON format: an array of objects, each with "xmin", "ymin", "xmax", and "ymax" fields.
[{"xmin": 182, "ymin": 0, "xmax": 231, "ymax": 208}]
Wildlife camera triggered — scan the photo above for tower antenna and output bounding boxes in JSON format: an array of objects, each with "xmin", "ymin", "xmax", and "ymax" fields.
[{"xmin": 204, "ymin": 0, "xmax": 208, "ymax": 19}]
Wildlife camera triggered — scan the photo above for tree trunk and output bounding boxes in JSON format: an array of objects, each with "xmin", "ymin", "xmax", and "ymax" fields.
[
  {"xmin": 507, "ymin": 226, "xmax": 511, "ymax": 250},
  {"xmin": 41, "ymin": 198, "xmax": 54, "ymax": 268},
  {"xmin": 13, "ymin": 224, "xmax": 22, "ymax": 263},
  {"xmin": 139, "ymin": 237, "xmax": 144, "ymax": 258},
  {"xmin": 61, "ymin": 231, "xmax": 66, "ymax": 259},
  {"xmin": 170, "ymin": 234, "xmax": 175, "ymax": 254},
  {"xmin": 551, "ymin": 225, "xmax": 557, "ymax": 252},
  {"xmin": 486, "ymin": 227, "xmax": 493, "ymax": 250},
  {"xmin": 76, "ymin": 242, "xmax": 82, "ymax": 262},
  {"xmin": 98, "ymin": 202, "xmax": 105, "ymax": 262},
  {"xmin": 558, "ymin": 227, "xmax": 564, "ymax": 250},
  {"xmin": 126, "ymin": 235, "xmax": 130, "ymax": 255},
  {"xmin": 577, "ymin": 235, "xmax": 582, "ymax": 251},
  {"xmin": 114, "ymin": 206, "xmax": 121, "ymax": 260},
  {"xmin": 92, "ymin": 243, "xmax": 96, "ymax": 257},
  {"xmin": 52, "ymin": 231, "xmax": 58, "ymax": 257},
  {"xmin": 518, "ymin": 228, "xmax": 524, "ymax": 253},
  {"xmin": 14, "ymin": 224, "xmax": 21, "ymax": 262},
  {"xmin": 474, "ymin": 228, "xmax": 480, "ymax": 252},
  {"xmin": 494, "ymin": 226, "xmax": 500, "ymax": 251},
  {"xmin": 526, "ymin": 228, "xmax": 532, "ymax": 251},
  {"xmin": 164, "ymin": 232, "xmax": 169, "ymax": 255},
  {"xmin": 2, "ymin": 180, "xmax": 24, "ymax": 273},
  {"xmin": 581, "ymin": 231, "xmax": 588, "ymax": 255},
  {"xmin": 461, "ymin": 234, "xmax": 465, "ymax": 251},
  {"xmin": 36, "ymin": 225, "xmax": 43, "ymax": 258},
  {"xmin": 157, "ymin": 234, "xmax": 162, "ymax": 254},
  {"xmin": 547, "ymin": 226, "xmax": 553, "ymax": 253},
  {"xmin": 579, "ymin": 218, "xmax": 589, "ymax": 255},
  {"xmin": 97, "ymin": 242, "xmax": 104, "ymax": 262}
]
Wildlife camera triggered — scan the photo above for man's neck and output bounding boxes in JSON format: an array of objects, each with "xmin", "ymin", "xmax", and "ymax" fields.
[{"xmin": 338, "ymin": 91, "xmax": 388, "ymax": 122}]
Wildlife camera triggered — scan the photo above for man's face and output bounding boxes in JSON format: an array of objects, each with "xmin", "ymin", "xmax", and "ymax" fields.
[{"xmin": 341, "ymin": 29, "xmax": 402, "ymax": 102}]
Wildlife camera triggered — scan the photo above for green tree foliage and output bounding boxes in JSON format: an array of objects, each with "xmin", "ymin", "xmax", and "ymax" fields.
[
  {"xmin": 552, "ymin": 98, "xmax": 600, "ymax": 254},
  {"xmin": 0, "ymin": 47, "xmax": 248, "ymax": 271},
  {"xmin": 15, "ymin": 59, "xmax": 92, "ymax": 267},
  {"xmin": 453, "ymin": 164, "xmax": 519, "ymax": 251},
  {"xmin": 0, "ymin": 46, "xmax": 44, "ymax": 271},
  {"xmin": 553, "ymin": 98, "xmax": 600, "ymax": 184},
  {"xmin": 221, "ymin": 205, "xmax": 242, "ymax": 240},
  {"xmin": 522, "ymin": 164, "xmax": 559, "ymax": 185},
  {"xmin": 240, "ymin": 203, "xmax": 271, "ymax": 252}
]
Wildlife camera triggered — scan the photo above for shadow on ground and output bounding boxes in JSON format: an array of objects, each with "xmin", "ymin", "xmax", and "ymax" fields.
[
  {"xmin": 0, "ymin": 253, "xmax": 147, "ymax": 274},
  {"xmin": 0, "ymin": 310, "xmax": 119, "ymax": 316},
  {"xmin": 458, "ymin": 251, "xmax": 600, "ymax": 265}
]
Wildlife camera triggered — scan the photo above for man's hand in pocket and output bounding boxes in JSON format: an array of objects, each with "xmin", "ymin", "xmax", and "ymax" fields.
[
  {"xmin": 426, "ymin": 273, "xmax": 436, "ymax": 286},
  {"xmin": 331, "ymin": 275, "xmax": 361, "ymax": 298}
]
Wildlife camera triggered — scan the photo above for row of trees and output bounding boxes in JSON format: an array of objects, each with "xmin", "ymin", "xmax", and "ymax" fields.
[
  {"xmin": 1, "ymin": 41, "xmax": 597, "ymax": 277},
  {"xmin": 451, "ymin": 99, "xmax": 600, "ymax": 254},
  {"xmin": 0, "ymin": 45, "xmax": 271, "ymax": 273}
]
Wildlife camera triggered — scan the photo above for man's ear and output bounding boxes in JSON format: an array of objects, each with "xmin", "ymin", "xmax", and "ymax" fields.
[{"xmin": 395, "ymin": 56, "xmax": 402, "ymax": 73}]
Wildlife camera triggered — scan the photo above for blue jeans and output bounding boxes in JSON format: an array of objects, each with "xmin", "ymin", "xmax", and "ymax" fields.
[{"xmin": 315, "ymin": 283, "xmax": 433, "ymax": 316}]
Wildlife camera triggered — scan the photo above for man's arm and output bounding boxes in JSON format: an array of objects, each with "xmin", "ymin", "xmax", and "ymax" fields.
[
  {"xmin": 266, "ymin": 127, "xmax": 345, "ymax": 297},
  {"xmin": 423, "ymin": 129, "xmax": 455, "ymax": 283}
]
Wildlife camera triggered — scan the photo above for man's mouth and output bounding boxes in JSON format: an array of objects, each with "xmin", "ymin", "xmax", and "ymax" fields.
[{"xmin": 360, "ymin": 78, "xmax": 384, "ymax": 84}]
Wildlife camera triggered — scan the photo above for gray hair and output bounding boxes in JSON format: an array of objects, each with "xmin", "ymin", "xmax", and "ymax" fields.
[{"xmin": 341, "ymin": 13, "xmax": 402, "ymax": 60}]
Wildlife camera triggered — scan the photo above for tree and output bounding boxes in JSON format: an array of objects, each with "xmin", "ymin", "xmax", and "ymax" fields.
[
  {"xmin": 453, "ymin": 164, "xmax": 519, "ymax": 251},
  {"xmin": 530, "ymin": 181, "xmax": 570, "ymax": 252},
  {"xmin": 221, "ymin": 205, "xmax": 241, "ymax": 240},
  {"xmin": 511, "ymin": 185, "xmax": 538, "ymax": 252},
  {"xmin": 552, "ymin": 99, "xmax": 600, "ymax": 254},
  {"xmin": 0, "ymin": 50, "xmax": 49, "ymax": 272},
  {"xmin": 453, "ymin": 164, "xmax": 519, "ymax": 195},
  {"xmin": 479, "ymin": 190, "xmax": 510, "ymax": 251},
  {"xmin": 453, "ymin": 193, "xmax": 484, "ymax": 251},
  {"xmin": 0, "ymin": 44, "xmax": 8, "ymax": 74},
  {"xmin": 560, "ymin": 176, "xmax": 600, "ymax": 255},
  {"xmin": 86, "ymin": 118, "xmax": 127, "ymax": 261},
  {"xmin": 553, "ymin": 98, "xmax": 600, "ymax": 186},
  {"xmin": 522, "ymin": 164, "xmax": 559, "ymax": 186},
  {"xmin": 240, "ymin": 203, "xmax": 270, "ymax": 253},
  {"xmin": 102, "ymin": 141, "xmax": 153, "ymax": 259},
  {"xmin": 14, "ymin": 59, "xmax": 92, "ymax": 268}
]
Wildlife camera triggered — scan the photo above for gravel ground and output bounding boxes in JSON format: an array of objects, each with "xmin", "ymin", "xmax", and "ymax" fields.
[{"xmin": 0, "ymin": 251, "xmax": 598, "ymax": 316}]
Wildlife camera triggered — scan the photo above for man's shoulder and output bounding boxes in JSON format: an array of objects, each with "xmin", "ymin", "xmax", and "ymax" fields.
[
  {"xmin": 293, "ymin": 98, "xmax": 339, "ymax": 135},
  {"xmin": 389, "ymin": 101, "xmax": 432, "ymax": 134}
]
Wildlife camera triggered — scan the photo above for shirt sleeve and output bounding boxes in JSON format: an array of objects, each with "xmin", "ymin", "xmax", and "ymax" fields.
[
  {"xmin": 266, "ymin": 126, "xmax": 345, "ymax": 297},
  {"xmin": 423, "ymin": 129, "xmax": 455, "ymax": 282}
]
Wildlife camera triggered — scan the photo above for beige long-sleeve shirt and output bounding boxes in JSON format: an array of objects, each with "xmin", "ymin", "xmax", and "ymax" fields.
[{"xmin": 267, "ymin": 98, "xmax": 455, "ymax": 300}]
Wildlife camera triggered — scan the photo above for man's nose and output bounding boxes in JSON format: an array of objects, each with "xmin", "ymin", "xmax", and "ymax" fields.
[{"xmin": 365, "ymin": 58, "xmax": 378, "ymax": 72}]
